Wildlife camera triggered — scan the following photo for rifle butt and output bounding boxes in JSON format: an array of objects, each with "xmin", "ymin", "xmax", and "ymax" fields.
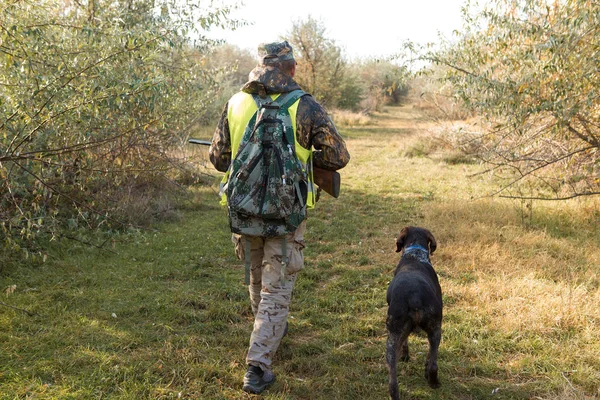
[{"xmin": 313, "ymin": 166, "xmax": 340, "ymax": 198}]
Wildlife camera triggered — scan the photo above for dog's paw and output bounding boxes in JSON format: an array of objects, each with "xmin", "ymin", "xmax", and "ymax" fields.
[
  {"xmin": 425, "ymin": 372, "xmax": 440, "ymax": 389},
  {"xmin": 425, "ymin": 368, "xmax": 440, "ymax": 388},
  {"xmin": 428, "ymin": 380, "xmax": 441, "ymax": 389}
]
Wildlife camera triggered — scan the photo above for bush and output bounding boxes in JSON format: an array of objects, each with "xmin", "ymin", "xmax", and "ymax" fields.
[
  {"xmin": 424, "ymin": 0, "xmax": 600, "ymax": 200},
  {"xmin": 0, "ymin": 0, "xmax": 235, "ymax": 259},
  {"xmin": 408, "ymin": 67, "xmax": 473, "ymax": 121}
]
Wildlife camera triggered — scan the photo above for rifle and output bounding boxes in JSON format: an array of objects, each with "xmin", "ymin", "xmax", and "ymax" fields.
[
  {"xmin": 312, "ymin": 166, "xmax": 340, "ymax": 199},
  {"xmin": 188, "ymin": 138, "xmax": 341, "ymax": 198}
]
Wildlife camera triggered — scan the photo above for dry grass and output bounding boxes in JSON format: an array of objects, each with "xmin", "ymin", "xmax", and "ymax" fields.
[
  {"xmin": 421, "ymin": 197, "xmax": 600, "ymax": 334},
  {"xmin": 330, "ymin": 109, "xmax": 373, "ymax": 127},
  {"xmin": 338, "ymin": 104, "xmax": 600, "ymax": 398}
]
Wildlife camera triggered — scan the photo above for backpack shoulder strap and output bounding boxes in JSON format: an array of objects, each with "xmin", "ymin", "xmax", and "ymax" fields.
[
  {"xmin": 276, "ymin": 89, "xmax": 306, "ymax": 111},
  {"xmin": 251, "ymin": 94, "xmax": 272, "ymax": 109},
  {"xmin": 250, "ymin": 90, "xmax": 306, "ymax": 111}
]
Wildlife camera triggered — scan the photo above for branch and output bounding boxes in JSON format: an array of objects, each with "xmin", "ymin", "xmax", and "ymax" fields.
[
  {"xmin": 0, "ymin": 301, "xmax": 38, "ymax": 317},
  {"xmin": 575, "ymin": 115, "xmax": 600, "ymax": 147},
  {"xmin": 499, "ymin": 191, "xmax": 600, "ymax": 201},
  {"xmin": 24, "ymin": 158, "xmax": 169, "ymax": 174},
  {"xmin": 479, "ymin": 145, "xmax": 596, "ymax": 198},
  {"xmin": 0, "ymin": 111, "xmax": 19, "ymax": 131},
  {"xmin": 0, "ymin": 24, "xmax": 30, "ymax": 65},
  {"xmin": 9, "ymin": 84, "xmax": 156, "ymax": 157},
  {"xmin": 566, "ymin": 123, "xmax": 600, "ymax": 147},
  {"xmin": 7, "ymin": 31, "xmax": 169, "ymax": 155},
  {"xmin": 26, "ymin": 22, "xmax": 84, "ymax": 30},
  {"xmin": 11, "ymin": 161, "xmax": 134, "ymax": 230},
  {"xmin": 427, "ymin": 55, "xmax": 479, "ymax": 78},
  {"xmin": 0, "ymin": 116, "xmax": 160, "ymax": 163},
  {"xmin": 59, "ymin": 234, "xmax": 117, "ymax": 254}
]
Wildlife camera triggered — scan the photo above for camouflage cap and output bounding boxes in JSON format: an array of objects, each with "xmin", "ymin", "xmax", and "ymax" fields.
[{"xmin": 257, "ymin": 41, "xmax": 295, "ymax": 64}]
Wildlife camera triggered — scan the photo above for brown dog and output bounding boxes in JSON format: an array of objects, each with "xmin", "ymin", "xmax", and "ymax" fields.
[{"xmin": 386, "ymin": 226, "xmax": 442, "ymax": 400}]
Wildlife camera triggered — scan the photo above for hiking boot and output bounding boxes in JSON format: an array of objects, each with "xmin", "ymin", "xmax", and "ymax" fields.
[{"xmin": 242, "ymin": 365, "xmax": 276, "ymax": 394}]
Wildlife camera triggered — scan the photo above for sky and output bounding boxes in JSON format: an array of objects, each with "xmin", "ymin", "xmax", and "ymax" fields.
[{"xmin": 206, "ymin": 0, "xmax": 471, "ymax": 60}]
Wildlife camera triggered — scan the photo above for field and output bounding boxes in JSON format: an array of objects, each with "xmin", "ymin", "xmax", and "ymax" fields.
[{"xmin": 1, "ymin": 105, "xmax": 599, "ymax": 399}]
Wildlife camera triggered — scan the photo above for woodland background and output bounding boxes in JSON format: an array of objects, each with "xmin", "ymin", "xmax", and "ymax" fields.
[
  {"xmin": 2, "ymin": 0, "xmax": 598, "ymax": 263},
  {"xmin": 1, "ymin": 1, "xmax": 599, "ymax": 399}
]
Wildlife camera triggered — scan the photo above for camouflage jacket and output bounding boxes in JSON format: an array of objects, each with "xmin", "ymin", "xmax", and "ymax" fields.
[{"xmin": 209, "ymin": 65, "xmax": 350, "ymax": 173}]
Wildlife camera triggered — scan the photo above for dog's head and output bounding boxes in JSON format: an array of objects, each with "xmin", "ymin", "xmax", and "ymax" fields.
[{"xmin": 395, "ymin": 226, "xmax": 437, "ymax": 254}]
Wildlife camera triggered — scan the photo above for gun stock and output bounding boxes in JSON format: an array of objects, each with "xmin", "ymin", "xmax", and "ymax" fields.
[{"xmin": 313, "ymin": 166, "xmax": 340, "ymax": 198}]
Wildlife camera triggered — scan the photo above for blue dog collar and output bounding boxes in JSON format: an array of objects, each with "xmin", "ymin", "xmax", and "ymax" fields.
[
  {"xmin": 404, "ymin": 244, "xmax": 429, "ymax": 253},
  {"xmin": 403, "ymin": 244, "xmax": 431, "ymax": 264}
]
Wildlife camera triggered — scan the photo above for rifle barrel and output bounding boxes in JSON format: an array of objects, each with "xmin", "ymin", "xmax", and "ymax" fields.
[{"xmin": 188, "ymin": 139, "xmax": 212, "ymax": 146}]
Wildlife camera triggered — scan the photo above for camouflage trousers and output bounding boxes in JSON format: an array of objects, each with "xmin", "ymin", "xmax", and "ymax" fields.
[{"xmin": 232, "ymin": 220, "xmax": 306, "ymax": 372}]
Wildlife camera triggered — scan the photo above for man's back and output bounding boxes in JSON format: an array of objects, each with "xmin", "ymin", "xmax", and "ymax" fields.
[
  {"xmin": 210, "ymin": 65, "xmax": 349, "ymax": 174},
  {"xmin": 208, "ymin": 40, "xmax": 349, "ymax": 396}
]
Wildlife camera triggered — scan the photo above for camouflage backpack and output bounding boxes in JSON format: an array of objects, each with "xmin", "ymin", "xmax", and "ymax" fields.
[{"xmin": 226, "ymin": 89, "xmax": 308, "ymax": 238}]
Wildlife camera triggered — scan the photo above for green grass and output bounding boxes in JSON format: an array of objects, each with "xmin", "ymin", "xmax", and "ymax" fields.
[{"xmin": 1, "ymin": 105, "xmax": 599, "ymax": 399}]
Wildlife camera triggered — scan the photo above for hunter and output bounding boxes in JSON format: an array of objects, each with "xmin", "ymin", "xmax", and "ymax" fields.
[{"xmin": 209, "ymin": 40, "xmax": 350, "ymax": 394}]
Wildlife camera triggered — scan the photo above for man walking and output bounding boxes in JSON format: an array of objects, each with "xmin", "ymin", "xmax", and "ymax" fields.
[{"xmin": 209, "ymin": 40, "xmax": 350, "ymax": 394}]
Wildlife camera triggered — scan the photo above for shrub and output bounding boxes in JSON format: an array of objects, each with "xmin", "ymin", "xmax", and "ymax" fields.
[{"xmin": 0, "ymin": 0, "xmax": 235, "ymax": 259}]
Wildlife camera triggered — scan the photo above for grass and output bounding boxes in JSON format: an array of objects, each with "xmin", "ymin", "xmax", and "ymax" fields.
[
  {"xmin": 330, "ymin": 109, "xmax": 374, "ymax": 127},
  {"xmin": 1, "ymin": 104, "xmax": 599, "ymax": 399}
]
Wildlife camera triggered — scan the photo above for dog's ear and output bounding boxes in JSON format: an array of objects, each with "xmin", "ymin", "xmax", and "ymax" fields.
[
  {"xmin": 426, "ymin": 229, "xmax": 437, "ymax": 254},
  {"xmin": 395, "ymin": 227, "xmax": 409, "ymax": 252}
]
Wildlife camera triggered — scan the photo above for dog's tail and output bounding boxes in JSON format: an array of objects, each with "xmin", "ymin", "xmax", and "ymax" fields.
[
  {"xmin": 408, "ymin": 298, "xmax": 424, "ymax": 325},
  {"xmin": 387, "ymin": 297, "xmax": 423, "ymax": 331}
]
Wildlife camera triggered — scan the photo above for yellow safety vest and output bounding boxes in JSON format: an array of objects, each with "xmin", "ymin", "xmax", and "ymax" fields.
[{"xmin": 220, "ymin": 92, "xmax": 316, "ymax": 208}]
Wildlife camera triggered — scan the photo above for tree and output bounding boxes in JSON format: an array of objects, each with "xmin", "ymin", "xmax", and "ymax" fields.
[
  {"xmin": 354, "ymin": 59, "xmax": 410, "ymax": 112},
  {"xmin": 428, "ymin": 0, "xmax": 600, "ymax": 200},
  {"xmin": 202, "ymin": 44, "xmax": 258, "ymax": 122},
  {"xmin": 0, "ymin": 0, "xmax": 235, "ymax": 259},
  {"xmin": 286, "ymin": 16, "xmax": 346, "ymax": 108}
]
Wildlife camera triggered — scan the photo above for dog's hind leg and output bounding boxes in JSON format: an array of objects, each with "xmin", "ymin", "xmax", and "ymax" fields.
[
  {"xmin": 424, "ymin": 326, "xmax": 441, "ymax": 388},
  {"xmin": 386, "ymin": 332, "xmax": 401, "ymax": 400},
  {"xmin": 400, "ymin": 337, "xmax": 409, "ymax": 362},
  {"xmin": 386, "ymin": 327, "xmax": 411, "ymax": 400}
]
